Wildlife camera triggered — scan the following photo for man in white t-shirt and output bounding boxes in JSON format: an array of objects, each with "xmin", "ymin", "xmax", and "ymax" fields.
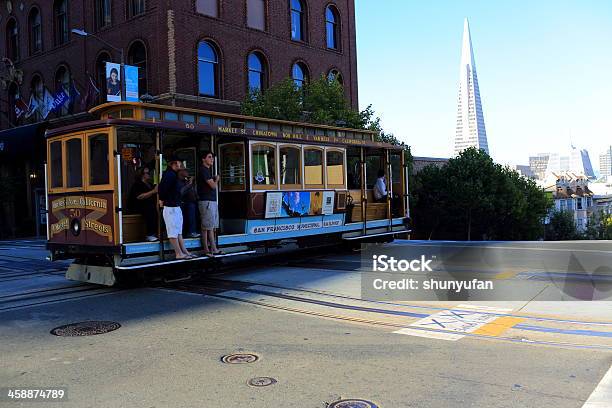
[{"xmin": 373, "ymin": 169, "xmax": 387, "ymax": 203}]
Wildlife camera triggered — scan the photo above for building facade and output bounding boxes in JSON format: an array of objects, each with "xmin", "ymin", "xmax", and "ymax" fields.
[
  {"xmin": 454, "ymin": 18, "xmax": 489, "ymax": 156},
  {"xmin": 599, "ymin": 146, "xmax": 612, "ymax": 178},
  {"xmin": 0, "ymin": 0, "xmax": 359, "ymax": 238},
  {"xmin": 528, "ymin": 153, "xmax": 549, "ymax": 180},
  {"xmin": 546, "ymin": 172, "xmax": 594, "ymax": 232}
]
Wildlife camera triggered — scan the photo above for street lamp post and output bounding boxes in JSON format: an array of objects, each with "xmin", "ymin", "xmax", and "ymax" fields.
[{"xmin": 71, "ymin": 28, "xmax": 125, "ymax": 101}]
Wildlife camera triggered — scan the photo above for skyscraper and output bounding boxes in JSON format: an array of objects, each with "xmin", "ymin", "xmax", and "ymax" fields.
[
  {"xmin": 599, "ymin": 146, "xmax": 612, "ymax": 177},
  {"xmin": 454, "ymin": 18, "xmax": 489, "ymax": 156}
]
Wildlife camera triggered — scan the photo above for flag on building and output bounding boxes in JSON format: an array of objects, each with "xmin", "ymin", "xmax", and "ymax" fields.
[
  {"xmin": 14, "ymin": 98, "xmax": 29, "ymax": 119},
  {"xmin": 25, "ymin": 93, "xmax": 40, "ymax": 119},
  {"xmin": 40, "ymin": 88, "xmax": 56, "ymax": 119},
  {"xmin": 68, "ymin": 80, "xmax": 81, "ymax": 113},
  {"xmin": 81, "ymin": 75, "xmax": 100, "ymax": 111}
]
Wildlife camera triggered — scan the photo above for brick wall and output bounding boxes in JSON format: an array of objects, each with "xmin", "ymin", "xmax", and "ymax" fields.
[{"xmin": 0, "ymin": 0, "xmax": 357, "ymax": 128}]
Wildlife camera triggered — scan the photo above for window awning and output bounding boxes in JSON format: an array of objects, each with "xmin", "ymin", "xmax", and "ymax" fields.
[{"xmin": 0, "ymin": 122, "xmax": 48, "ymax": 156}]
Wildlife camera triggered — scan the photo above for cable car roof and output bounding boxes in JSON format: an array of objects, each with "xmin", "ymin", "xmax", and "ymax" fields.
[{"xmin": 45, "ymin": 102, "xmax": 404, "ymax": 150}]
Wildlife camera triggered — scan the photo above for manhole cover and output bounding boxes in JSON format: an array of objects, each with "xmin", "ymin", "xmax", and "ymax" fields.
[
  {"xmin": 247, "ymin": 377, "xmax": 277, "ymax": 387},
  {"xmin": 328, "ymin": 400, "xmax": 378, "ymax": 408},
  {"xmin": 221, "ymin": 353, "xmax": 259, "ymax": 364},
  {"xmin": 50, "ymin": 321, "xmax": 121, "ymax": 337}
]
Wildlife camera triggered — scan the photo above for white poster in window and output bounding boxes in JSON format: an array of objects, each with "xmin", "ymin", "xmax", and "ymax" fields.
[
  {"xmin": 322, "ymin": 191, "xmax": 335, "ymax": 215},
  {"xmin": 265, "ymin": 192, "xmax": 283, "ymax": 219}
]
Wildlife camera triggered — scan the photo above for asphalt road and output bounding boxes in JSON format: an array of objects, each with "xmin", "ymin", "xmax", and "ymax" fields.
[{"xmin": 0, "ymin": 238, "xmax": 611, "ymax": 408}]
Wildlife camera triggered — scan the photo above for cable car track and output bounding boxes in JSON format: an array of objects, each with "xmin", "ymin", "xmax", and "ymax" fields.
[{"xmin": 163, "ymin": 278, "xmax": 612, "ymax": 351}]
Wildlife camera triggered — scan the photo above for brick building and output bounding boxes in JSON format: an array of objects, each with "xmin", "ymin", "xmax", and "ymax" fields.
[{"xmin": 0, "ymin": 0, "xmax": 359, "ymax": 238}]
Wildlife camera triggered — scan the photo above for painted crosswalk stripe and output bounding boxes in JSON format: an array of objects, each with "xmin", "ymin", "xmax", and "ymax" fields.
[
  {"xmin": 582, "ymin": 365, "xmax": 612, "ymax": 408},
  {"xmin": 394, "ymin": 306, "xmax": 510, "ymax": 341}
]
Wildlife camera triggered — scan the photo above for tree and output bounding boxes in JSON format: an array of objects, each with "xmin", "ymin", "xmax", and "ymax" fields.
[
  {"xmin": 584, "ymin": 211, "xmax": 612, "ymax": 240},
  {"xmin": 546, "ymin": 210, "xmax": 580, "ymax": 240},
  {"xmin": 412, "ymin": 148, "xmax": 552, "ymax": 241},
  {"xmin": 241, "ymin": 75, "xmax": 380, "ymax": 130}
]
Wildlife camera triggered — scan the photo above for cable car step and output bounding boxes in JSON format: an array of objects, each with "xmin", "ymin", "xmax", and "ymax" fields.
[
  {"xmin": 343, "ymin": 231, "xmax": 404, "ymax": 241},
  {"xmin": 115, "ymin": 250, "xmax": 256, "ymax": 270}
]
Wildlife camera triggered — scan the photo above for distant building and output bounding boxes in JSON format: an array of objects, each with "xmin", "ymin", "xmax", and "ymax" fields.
[
  {"xmin": 412, "ymin": 157, "xmax": 449, "ymax": 174},
  {"xmin": 513, "ymin": 165, "xmax": 535, "ymax": 179},
  {"xmin": 454, "ymin": 18, "xmax": 489, "ymax": 156},
  {"xmin": 529, "ymin": 153, "xmax": 550, "ymax": 180},
  {"xmin": 599, "ymin": 146, "xmax": 612, "ymax": 177},
  {"xmin": 545, "ymin": 172, "xmax": 594, "ymax": 231},
  {"xmin": 545, "ymin": 146, "xmax": 595, "ymax": 180}
]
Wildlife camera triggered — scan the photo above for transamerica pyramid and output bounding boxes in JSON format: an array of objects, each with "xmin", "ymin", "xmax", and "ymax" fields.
[{"xmin": 454, "ymin": 18, "xmax": 489, "ymax": 155}]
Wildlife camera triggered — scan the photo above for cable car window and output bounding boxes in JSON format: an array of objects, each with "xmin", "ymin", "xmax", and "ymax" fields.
[
  {"xmin": 50, "ymin": 141, "xmax": 63, "ymax": 188},
  {"xmin": 145, "ymin": 109, "xmax": 161, "ymax": 120},
  {"xmin": 252, "ymin": 143, "xmax": 276, "ymax": 188},
  {"xmin": 304, "ymin": 148, "xmax": 323, "ymax": 186},
  {"xmin": 219, "ymin": 143, "xmax": 246, "ymax": 191},
  {"xmin": 165, "ymin": 112, "xmax": 179, "ymax": 121},
  {"xmin": 280, "ymin": 146, "xmax": 301, "ymax": 187},
  {"xmin": 66, "ymin": 138, "xmax": 83, "ymax": 188},
  {"xmin": 326, "ymin": 150, "xmax": 344, "ymax": 187},
  {"xmin": 89, "ymin": 133, "xmax": 110, "ymax": 185}
]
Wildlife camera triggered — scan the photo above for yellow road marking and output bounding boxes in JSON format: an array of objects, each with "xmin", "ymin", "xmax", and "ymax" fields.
[
  {"xmin": 472, "ymin": 316, "xmax": 524, "ymax": 337},
  {"xmin": 494, "ymin": 271, "xmax": 519, "ymax": 280}
]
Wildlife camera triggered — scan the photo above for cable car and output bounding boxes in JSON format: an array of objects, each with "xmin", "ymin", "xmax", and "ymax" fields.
[{"xmin": 44, "ymin": 102, "xmax": 410, "ymax": 285}]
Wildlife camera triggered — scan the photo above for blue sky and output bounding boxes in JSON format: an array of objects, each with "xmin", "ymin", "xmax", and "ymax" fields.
[{"xmin": 355, "ymin": 0, "xmax": 612, "ymax": 169}]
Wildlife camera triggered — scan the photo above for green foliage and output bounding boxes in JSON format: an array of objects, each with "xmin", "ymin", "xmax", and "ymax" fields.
[
  {"xmin": 412, "ymin": 147, "xmax": 552, "ymax": 241},
  {"xmin": 240, "ymin": 76, "xmax": 381, "ymax": 130},
  {"xmin": 583, "ymin": 211, "xmax": 612, "ymax": 240},
  {"xmin": 545, "ymin": 210, "xmax": 580, "ymax": 240}
]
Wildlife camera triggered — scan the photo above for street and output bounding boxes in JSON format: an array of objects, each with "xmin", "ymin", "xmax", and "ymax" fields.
[{"xmin": 1, "ymin": 239, "xmax": 611, "ymax": 407}]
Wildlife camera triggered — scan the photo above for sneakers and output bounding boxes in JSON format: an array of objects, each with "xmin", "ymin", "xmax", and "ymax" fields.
[
  {"xmin": 146, "ymin": 235, "xmax": 159, "ymax": 242},
  {"xmin": 188, "ymin": 233, "xmax": 201, "ymax": 238}
]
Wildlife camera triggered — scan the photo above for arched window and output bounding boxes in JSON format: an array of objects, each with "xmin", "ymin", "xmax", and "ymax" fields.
[
  {"xmin": 54, "ymin": 0, "xmax": 69, "ymax": 45},
  {"xmin": 325, "ymin": 6, "xmax": 339, "ymax": 50},
  {"xmin": 28, "ymin": 8, "xmax": 42, "ymax": 55},
  {"xmin": 55, "ymin": 66, "xmax": 71, "ymax": 116},
  {"xmin": 292, "ymin": 62, "xmax": 308, "ymax": 88},
  {"xmin": 95, "ymin": 0, "xmax": 112, "ymax": 30},
  {"xmin": 290, "ymin": 0, "xmax": 306, "ymax": 41},
  {"xmin": 198, "ymin": 41, "xmax": 220, "ymax": 97},
  {"xmin": 247, "ymin": 0, "xmax": 266, "ymax": 30},
  {"xmin": 280, "ymin": 145, "xmax": 301, "ymax": 188},
  {"xmin": 6, "ymin": 18, "xmax": 19, "ymax": 61},
  {"xmin": 247, "ymin": 52, "xmax": 266, "ymax": 93},
  {"xmin": 327, "ymin": 69, "xmax": 343, "ymax": 85},
  {"xmin": 196, "ymin": 0, "xmax": 218, "ymax": 18},
  {"xmin": 96, "ymin": 52, "xmax": 112, "ymax": 103},
  {"xmin": 30, "ymin": 75, "xmax": 44, "ymax": 121},
  {"xmin": 127, "ymin": 0, "xmax": 145, "ymax": 18},
  {"xmin": 128, "ymin": 41, "xmax": 148, "ymax": 95}
]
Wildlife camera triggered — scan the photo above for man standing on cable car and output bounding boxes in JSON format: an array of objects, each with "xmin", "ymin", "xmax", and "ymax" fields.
[
  {"xmin": 198, "ymin": 151, "xmax": 223, "ymax": 257},
  {"xmin": 158, "ymin": 157, "xmax": 194, "ymax": 259}
]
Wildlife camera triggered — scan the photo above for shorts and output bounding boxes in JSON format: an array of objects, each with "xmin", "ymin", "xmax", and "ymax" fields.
[
  {"xmin": 198, "ymin": 200, "xmax": 219, "ymax": 230},
  {"xmin": 162, "ymin": 206, "xmax": 183, "ymax": 238}
]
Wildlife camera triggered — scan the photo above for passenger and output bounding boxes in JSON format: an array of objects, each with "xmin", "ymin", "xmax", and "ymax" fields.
[
  {"xmin": 178, "ymin": 168, "xmax": 200, "ymax": 238},
  {"xmin": 128, "ymin": 167, "xmax": 158, "ymax": 242},
  {"xmin": 197, "ymin": 151, "xmax": 223, "ymax": 257},
  {"xmin": 373, "ymin": 169, "xmax": 388, "ymax": 203},
  {"xmin": 158, "ymin": 158, "xmax": 194, "ymax": 259}
]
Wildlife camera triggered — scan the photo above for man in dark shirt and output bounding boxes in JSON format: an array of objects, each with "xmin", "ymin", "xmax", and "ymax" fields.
[
  {"xmin": 197, "ymin": 151, "xmax": 222, "ymax": 256},
  {"xmin": 158, "ymin": 158, "xmax": 193, "ymax": 259}
]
